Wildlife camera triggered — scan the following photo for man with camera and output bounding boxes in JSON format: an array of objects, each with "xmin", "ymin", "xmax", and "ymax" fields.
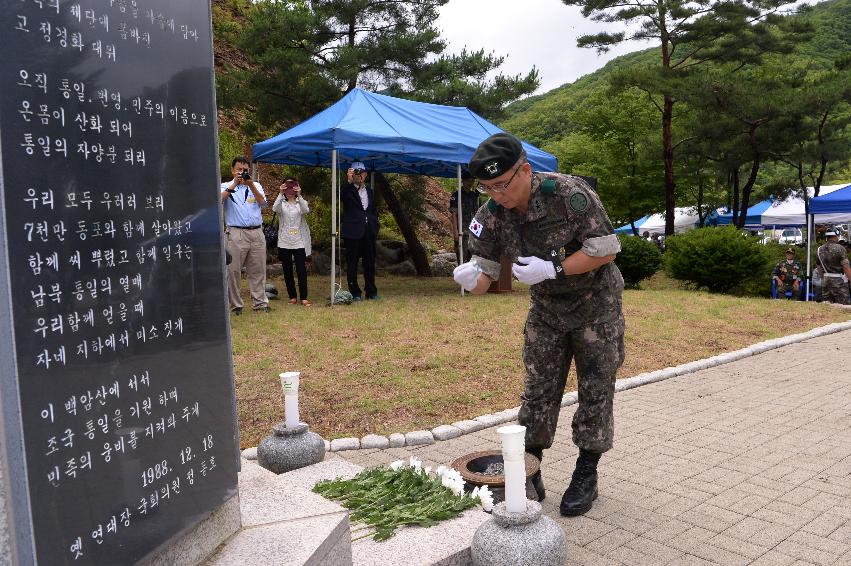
[
  {"xmin": 221, "ymin": 156, "xmax": 269, "ymax": 314},
  {"xmin": 341, "ymin": 161, "xmax": 379, "ymax": 301}
]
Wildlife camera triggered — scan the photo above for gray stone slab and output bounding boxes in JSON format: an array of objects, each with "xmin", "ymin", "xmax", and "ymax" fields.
[
  {"xmin": 388, "ymin": 433, "xmax": 406, "ymax": 448},
  {"xmin": 432, "ymin": 425, "xmax": 462, "ymax": 441},
  {"xmin": 405, "ymin": 430, "xmax": 435, "ymax": 446},
  {"xmin": 352, "ymin": 507, "xmax": 489, "ymax": 566},
  {"xmin": 0, "ymin": 442, "xmax": 9, "ymax": 566},
  {"xmin": 241, "ymin": 447, "xmax": 257, "ymax": 460},
  {"xmin": 360, "ymin": 434, "xmax": 390, "ymax": 450},
  {"xmin": 206, "ymin": 512, "xmax": 351, "ymax": 566},
  {"xmin": 144, "ymin": 496, "xmax": 241, "ymax": 566},
  {"xmin": 238, "ymin": 459, "xmax": 361, "ymax": 527},
  {"xmin": 330, "ymin": 437, "xmax": 360, "ymax": 452},
  {"xmin": 452, "ymin": 420, "xmax": 486, "ymax": 434},
  {"xmin": 474, "ymin": 413, "xmax": 505, "ymax": 428}
]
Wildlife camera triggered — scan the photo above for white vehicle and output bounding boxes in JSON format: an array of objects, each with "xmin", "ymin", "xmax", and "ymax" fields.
[{"xmin": 777, "ymin": 228, "xmax": 803, "ymax": 246}]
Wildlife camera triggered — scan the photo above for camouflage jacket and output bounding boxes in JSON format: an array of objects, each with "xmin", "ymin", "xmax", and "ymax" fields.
[
  {"xmin": 468, "ymin": 172, "xmax": 624, "ymax": 304},
  {"xmin": 772, "ymin": 260, "xmax": 802, "ymax": 284},
  {"xmin": 817, "ymin": 242, "xmax": 850, "ymax": 274}
]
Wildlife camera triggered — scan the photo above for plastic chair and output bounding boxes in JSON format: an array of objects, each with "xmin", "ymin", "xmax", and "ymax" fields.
[{"xmin": 771, "ymin": 279, "xmax": 794, "ymax": 300}]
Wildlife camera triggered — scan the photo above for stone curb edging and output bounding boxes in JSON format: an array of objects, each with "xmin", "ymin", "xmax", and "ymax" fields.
[{"xmin": 242, "ymin": 320, "xmax": 851, "ymax": 460}]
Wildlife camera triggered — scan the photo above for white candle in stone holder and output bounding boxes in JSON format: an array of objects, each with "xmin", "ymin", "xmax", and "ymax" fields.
[
  {"xmin": 279, "ymin": 372, "xmax": 300, "ymax": 428},
  {"xmin": 497, "ymin": 424, "xmax": 527, "ymax": 513}
]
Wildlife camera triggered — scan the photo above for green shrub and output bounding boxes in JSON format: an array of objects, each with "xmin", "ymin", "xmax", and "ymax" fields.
[
  {"xmin": 305, "ymin": 197, "xmax": 332, "ymax": 249},
  {"xmin": 614, "ymin": 235, "xmax": 663, "ymax": 288},
  {"xmin": 664, "ymin": 226, "xmax": 773, "ymax": 293}
]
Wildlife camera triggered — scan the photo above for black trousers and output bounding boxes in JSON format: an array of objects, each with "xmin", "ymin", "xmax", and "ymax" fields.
[
  {"xmin": 343, "ymin": 235, "xmax": 377, "ymax": 298},
  {"xmin": 278, "ymin": 247, "xmax": 308, "ymax": 300}
]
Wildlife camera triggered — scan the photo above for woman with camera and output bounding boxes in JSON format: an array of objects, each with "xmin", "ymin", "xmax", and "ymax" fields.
[{"xmin": 272, "ymin": 178, "xmax": 312, "ymax": 306}]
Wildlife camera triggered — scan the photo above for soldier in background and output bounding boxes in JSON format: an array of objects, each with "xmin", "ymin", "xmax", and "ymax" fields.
[
  {"xmin": 449, "ymin": 171, "xmax": 480, "ymax": 265},
  {"xmin": 772, "ymin": 247, "xmax": 803, "ymax": 300},
  {"xmin": 816, "ymin": 228, "xmax": 851, "ymax": 304},
  {"xmin": 452, "ymin": 133, "xmax": 625, "ymax": 517}
]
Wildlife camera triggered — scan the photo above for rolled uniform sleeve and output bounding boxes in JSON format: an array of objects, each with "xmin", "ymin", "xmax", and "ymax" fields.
[
  {"xmin": 564, "ymin": 182, "xmax": 620, "ymax": 257},
  {"xmin": 467, "ymin": 202, "xmax": 502, "ymax": 281}
]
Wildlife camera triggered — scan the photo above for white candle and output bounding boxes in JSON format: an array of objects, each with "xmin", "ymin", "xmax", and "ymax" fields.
[
  {"xmin": 279, "ymin": 372, "xmax": 300, "ymax": 428},
  {"xmin": 497, "ymin": 424, "xmax": 527, "ymax": 513}
]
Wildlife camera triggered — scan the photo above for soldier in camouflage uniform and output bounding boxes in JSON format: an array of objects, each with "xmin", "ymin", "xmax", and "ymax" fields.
[
  {"xmin": 453, "ymin": 134, "xmax": 624, "ymax": 517},
  {"xmin": 772, "ymin": 248, "xmax": 803, "ymax": 300},
  {"xmin": 816, "ymin": 229, "xmax": 851, "ymax": 305}
]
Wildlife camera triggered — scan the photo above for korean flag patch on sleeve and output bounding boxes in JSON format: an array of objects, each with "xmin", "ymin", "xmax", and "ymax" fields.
[{"xmin": 469, "ymin": 217, "xmax": 484, "ymax": 238}]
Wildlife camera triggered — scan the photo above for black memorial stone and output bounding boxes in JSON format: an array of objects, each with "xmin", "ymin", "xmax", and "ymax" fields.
[{"xmin": 0, "ymin": 1, "xmax": 238, "ymax": 564}]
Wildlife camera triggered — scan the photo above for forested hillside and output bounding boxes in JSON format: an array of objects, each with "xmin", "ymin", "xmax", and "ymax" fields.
[
  {"xmin": 212, "ymin": 0, "xmax": 851, "ymax": 252},
  {"xmin": 501, "ymin": 0, "xmax": 851, "ymax": 231},
  {"xmin": 503, "ymin": 0, "xmax": 851, "ymax": 146}
]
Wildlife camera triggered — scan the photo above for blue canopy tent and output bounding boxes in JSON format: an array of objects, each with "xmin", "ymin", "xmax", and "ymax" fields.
[
  {"xmin": 716, "ymin": 184, "xmax": 850, "ymax": 228},
  {"xmin": 805, "ymin": 184, "xmax": 851, "ymax": 301},
  {"xmin": 614, "ymin": 215, "xmax": 651, "ymax": 235},
  {"xmin": 809, "ymin": 183, "xmax": 851, "ymax": 220},
  {"xmin": 252, "ymin": 88, "xmax": 557, "ymax": 175},
  {"xmin": 252, "ymin": 88, "xmax": 558, "ymax": 300}
]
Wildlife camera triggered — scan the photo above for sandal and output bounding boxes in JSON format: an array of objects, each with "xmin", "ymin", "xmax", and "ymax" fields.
[
  {"xmin": 288, "ymin": 298, "xmax": 298, "ymax": 305},
  {"xmin": 301, "ymin": 299, "xmax": 312, "ymax": 307}
]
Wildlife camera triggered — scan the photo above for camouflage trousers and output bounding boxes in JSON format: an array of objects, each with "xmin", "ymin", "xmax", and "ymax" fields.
[
  {"xmin": 518, "ymin": 304, "xmax": 625, "ymax": 454},
  {"xmin": 822, "ymin": 277, "xmax": 850, "ymax": 305}
]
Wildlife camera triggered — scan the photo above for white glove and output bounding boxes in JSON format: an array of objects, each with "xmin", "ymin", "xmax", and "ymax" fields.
[
  {"xmin": 453, "ymin": 261, "xmax": 482, "ymax": 291},
  {"xmin": 512, "ymin": 255, "xmax": 556, "ymax": 285}
]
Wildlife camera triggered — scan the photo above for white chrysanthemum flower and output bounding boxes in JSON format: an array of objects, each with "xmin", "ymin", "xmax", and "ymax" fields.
[
  {"xmin": 470, "ymin": 486, "xmax": 480, "ymax": 499},
  {"xmin": 478, "ymin": 485, "xmax": 494, "ymax": 512},
  {"xmin": 389, "ymin": 460, "xmax": 405, "ymax": 471},
  {"xmin": 436, "ymin": 465, "xmax": 448, "ymax": 478},
  {"xmin": 409, "ymin": 456, "xmax": 422, "ymax": 471},
  {"xmin": 423, "ymin": 466, "xmax": 432, "ymax": 476}
]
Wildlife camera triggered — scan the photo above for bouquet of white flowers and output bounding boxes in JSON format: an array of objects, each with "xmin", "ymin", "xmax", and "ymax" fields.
[{"xmin": 313, "ymin": 456, "xmax": 492, "ymax": 541}]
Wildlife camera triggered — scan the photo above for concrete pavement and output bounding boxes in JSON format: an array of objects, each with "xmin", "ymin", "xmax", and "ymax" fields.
[{"xmin": 334, "ymin": 327, "xmax": 851, "ymax": 565}]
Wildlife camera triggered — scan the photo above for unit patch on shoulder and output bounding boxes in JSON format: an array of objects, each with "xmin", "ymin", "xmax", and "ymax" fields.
[
  {"xmin": 568, "ymin": 191, "xmax": 589, "ymax": 213},
  {"xmin": 540, "ymin": 179, "xmax": 557, "ymax": 194},
  {"xmin": 469, "ymin": 217, "xmax": 484, "ymax": 238}
]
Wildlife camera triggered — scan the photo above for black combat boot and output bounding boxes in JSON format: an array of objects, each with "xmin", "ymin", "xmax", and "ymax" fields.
[
  {"xmin": 559, "ymin": 449, "xmax": 601, "ymax": 516},
  {"xmin": 526, "ymin": 448, "xmax": 545, "ymax": 502}
]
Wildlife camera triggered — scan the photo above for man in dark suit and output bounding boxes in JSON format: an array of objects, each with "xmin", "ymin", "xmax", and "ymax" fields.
[{"xmin": 341, "ymin": 161, "xmax": 379, "ymax": 300}]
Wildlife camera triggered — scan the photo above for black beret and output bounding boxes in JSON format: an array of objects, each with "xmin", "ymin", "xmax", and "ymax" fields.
[{"xmin": 469, "ymin": 133, "xmax": 523, "ymax": 180}]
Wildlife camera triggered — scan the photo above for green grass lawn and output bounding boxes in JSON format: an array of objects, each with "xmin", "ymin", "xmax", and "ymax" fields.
[{"xmin": 230, "ymin": 273, "xmax": 850, "ymax": 447}]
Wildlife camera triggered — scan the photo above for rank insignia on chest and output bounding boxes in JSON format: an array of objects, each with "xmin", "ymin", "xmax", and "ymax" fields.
[
  {"xmin": 531, "ymin": 197, "xmax": 545, "ymax": 216},
  {"xmin": 568, "ymin": 192, "xmax": 589, "ymax": 212},
  {"xmin": 469, "ymin": 217, "xmax": 483, "ymax": 238}
]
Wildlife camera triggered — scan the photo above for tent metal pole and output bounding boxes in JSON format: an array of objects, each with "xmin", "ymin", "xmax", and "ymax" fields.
[
  {"xmin": 457, "ymin": 164, "xmax": 464, "ymax": 296},
  {"xmin": 331, "ymin": 150, "xmax": 337, "ymax": 305}
]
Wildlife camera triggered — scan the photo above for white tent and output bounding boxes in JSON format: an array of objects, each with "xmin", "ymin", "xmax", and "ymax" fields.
[{"xmin": 615, "ymin": 207, "xmax": 718, "ymax": 235}]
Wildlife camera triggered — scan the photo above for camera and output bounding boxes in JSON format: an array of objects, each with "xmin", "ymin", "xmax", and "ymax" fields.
[
  {"xmin": 283, "ymin": 179, "xmax": 298, "ymax": 198},
  {"xmin": 240, "ymin": 171, "xmax": 251, "ymax": 181}
]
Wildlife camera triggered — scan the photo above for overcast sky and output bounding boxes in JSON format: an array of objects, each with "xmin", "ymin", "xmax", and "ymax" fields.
[{"xmin": 437, "ymin": 0, "xmax": 653, "ymax": 96}]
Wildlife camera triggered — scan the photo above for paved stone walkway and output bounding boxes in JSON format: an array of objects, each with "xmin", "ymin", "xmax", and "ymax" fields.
[{"xmin": 333, "ymin": 328, "xmax": 851, "ymax": 565}]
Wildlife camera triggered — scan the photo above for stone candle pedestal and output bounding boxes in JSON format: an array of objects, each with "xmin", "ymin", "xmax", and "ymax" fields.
[
  {"xmin": 471, "ymin": 500, "xmax": 565, "ymax": 566},
  {"xmin": 256, "ymin": 422, "xmax": 325, "ymax": 474}
]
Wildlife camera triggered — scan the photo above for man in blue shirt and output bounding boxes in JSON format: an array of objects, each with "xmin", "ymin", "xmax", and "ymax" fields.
[{"xmin": 221, "ymin": 156, "xmax": 269, "ymax": 314}]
